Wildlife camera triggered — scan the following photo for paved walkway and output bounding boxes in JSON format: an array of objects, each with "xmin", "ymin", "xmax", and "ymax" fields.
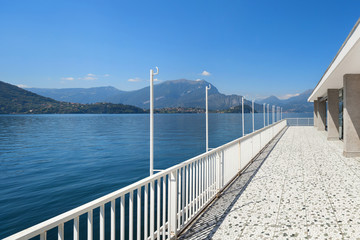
[{"xmin": 180, "ymin": 127, "xmax": 360, "ymax": 239}]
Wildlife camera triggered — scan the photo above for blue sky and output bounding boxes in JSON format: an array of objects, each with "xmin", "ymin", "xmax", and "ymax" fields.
[{"xmin": 0, "ymin": 0, "xmax": 359, "ymax": 99}]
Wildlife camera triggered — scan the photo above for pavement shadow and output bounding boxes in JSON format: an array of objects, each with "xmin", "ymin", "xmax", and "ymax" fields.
[{"xmin": 178, "ymin": 127, "xmax": 288, "ymax": 240}]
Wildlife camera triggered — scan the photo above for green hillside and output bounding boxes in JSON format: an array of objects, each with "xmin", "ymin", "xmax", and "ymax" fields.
[
  {"xmin": 0, "ymin": 81, "xmax": 145, "ymax": 114},
  {"xmin": 223, "ymin": 104, "xmax": 254, "ymax": 113}
]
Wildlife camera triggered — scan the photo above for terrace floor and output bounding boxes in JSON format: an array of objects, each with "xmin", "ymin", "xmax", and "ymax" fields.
[{"xmin": 179, "ymin": 126, "xmax": 360, "ymax": 240}]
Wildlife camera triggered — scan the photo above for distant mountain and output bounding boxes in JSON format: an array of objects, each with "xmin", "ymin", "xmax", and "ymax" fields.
[
  {"xmin": 26, "ymin": 86, "xmax": 123, "ymax": 104},
  {"xmin": 257, "ymin": 89, "xmax": 313, "ymax": 112},
  {"xmin": 0, "ymin": 81, "xmax": 145, "ymax": 114},
  {"xmin": 25, "ymin": 79, "xmax": 312, "ymax": 112},
  {"xmin": 108, "ymin": 79, "xmax": 257, "ymax": 110},
  {"xmin": 0, "ymin": 80, "xmax": 57, "ymax": 113},
  {"xmin": 27, "ymin": 79, "xmax": 260, "ymax": 111}
]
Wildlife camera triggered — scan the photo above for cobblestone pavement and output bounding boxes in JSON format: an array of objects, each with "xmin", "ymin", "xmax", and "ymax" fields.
[{"xmin": 179, "ymin": 127, "xmax": 360, "ymax": 240}]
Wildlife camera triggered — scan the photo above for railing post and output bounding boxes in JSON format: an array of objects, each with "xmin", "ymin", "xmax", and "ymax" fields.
[
  {"xmin": 297, "ymin": 118, "xmax": 299, "ymax": 126},
  {"xmin": 216, "ymin": 152, "xmax": 221, "ymax": 191},
  {"xmin": 169, "ymin": 170, "xmax": 177, "ymax": 239}
]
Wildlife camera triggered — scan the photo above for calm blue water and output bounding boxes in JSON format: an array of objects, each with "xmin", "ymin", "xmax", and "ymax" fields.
[{"xmin": 0, "ymin": 113, "xmax": 311, "ymax": 238}]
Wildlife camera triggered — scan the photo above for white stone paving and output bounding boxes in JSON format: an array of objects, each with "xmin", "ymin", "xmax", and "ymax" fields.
[{"xmin": 204, "ymin": 127, "xmax": 360, "ymax": 239}]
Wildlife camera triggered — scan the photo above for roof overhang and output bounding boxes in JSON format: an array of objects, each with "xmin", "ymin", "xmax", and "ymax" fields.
[{"xmin": 308, "ymin": 18, "xmax": 360, "ymax": 102}]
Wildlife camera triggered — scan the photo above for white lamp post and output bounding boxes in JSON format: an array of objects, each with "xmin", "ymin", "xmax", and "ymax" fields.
[
  {"xmin": 252, "ymin": 99, "xmax": 255, "ymax": 132},
  {"xmin": 242, "ymin": 97, "xmax": 245, "ymax": 136},
  {"xmin": 206, "ymin": 84, "xmax": 211, "ymax": 152},
  {"xmin": 149, "ymin": 67, "xmax": 159, "ymax": 176},
  {"xmin": 272, "ymin": 105, "xmax": 275, "ymax": 124},
  {"xmin": 267, "ymin": 104, "xmax": 269, "ymax": 126},
  {"xmin": 263, "ymin": 103, "xmax": 266, "ymax": 127},
  {"xmin": 278, "ymin": 107, "xmax": 280, "ymax": 121}
]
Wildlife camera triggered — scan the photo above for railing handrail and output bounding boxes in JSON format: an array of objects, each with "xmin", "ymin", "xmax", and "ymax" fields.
[
  {"xmin": 5, "ymin": 119, "xmax": 287, "ymax": 240},
  {"xmin": 285, "ymin": 117, "xmax": 313, "ymax": 119},
  {"xmin": 285, "ymin": 117, "xmax": 314, "ymax": 127}
]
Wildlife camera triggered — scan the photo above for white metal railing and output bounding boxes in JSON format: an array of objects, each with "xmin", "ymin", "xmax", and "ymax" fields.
[
  {"xmin": 5, "ymin": 120, "xmax": 287, "ymax": 240},
  {"xmin": 286, "ymin": 118, "xmax": 314, "ymax": 126}
]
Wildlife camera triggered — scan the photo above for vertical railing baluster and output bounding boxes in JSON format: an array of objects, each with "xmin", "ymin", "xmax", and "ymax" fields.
[
  {"xmin": 210, "ymin": 154, "xmax": 216, "ymax": 195},
  {"xmin": 121, "ymin": 196, "xmax": 125, "ymax": 240},
  {"xmin": 212, "ymin": 155, "xmax": 214, "ymax": 196},
  {"xmin": 177, "ymin": 170, "xmax": 181, "ymax": 229},
  {"xmin": 204, "ymin": 157, "xmax": 207, "ymax": 203},
  {"xmin": 212, "ymin": 155, "xmax": 215, "ymax": 196},
  {"xmin": 207, "ymin": 156, "xmax": 209, "ymax": 201},
  {"xmin": 210, "ymin": 155, "xmax": 213, "ymax": 198},
  {"xmin": 58, "ymin": 223, "xmax": 64, "ymax": 240},
  {"xmin": 204, "ymin": 157, "xmax": 207, "ymax": 202},
  {"xmin": 200, "ymin": 159, "xmax": 203, "ymax": 208},
  {"xmin": 221, "ymin": 151, "xmax": 224, "ymax": 188},
  {"xmin": 216, "ymin": 152, "xmax": 220, "ymax": 191},
  {"xmin": 167, "ymin": 173, "xmax": 171, "ymax": 239},
  {"xmin": 156, "ymin": 180, "xmax": 160, "ymax": 239},
  {"xmin": 150, "ymin": 182, "xmax": 154, "ymax": 240},
  {"xmin": 169, "ymin": 170, "xmax": 177, "ymax": 239},
  {"xmin": 100, "ymin": 206, "xmax": 104, "ymax": 240},
  {"xmin": 191, "ymin": 162, "xmax": 195, "ymax": 217},
  {"xmin": 88, "ymin": 210, "xmax": 93, "ymax": 240},
  {"xmin": 144, "ymin": 184, "xmax": 148, "ymax": 240},
  {"xmin": 189, "ymin": 163, "xmax": 193, "ymax": 217},
  {"xmin": 195, "ymin": 160, "xmax": 198, "ymax": 213},
  {"xmin": 204, "ymin": 158, "xmax": 206, "ymax": 206},
  {"xmin": 137, "ymin": 188, "xmax": 141, "ymax": 240},
  {"xmin": 212, "ymin": 155, "xmax": 215, "ymax": 192},
  {"xmin": 185, "ymin": 165, "xmax": 189, "ymax": 223},
  {"xmin": 129, "ymin": 192, "xmax": 133, "ymax": 240},
  {"xmin": 111, "ymin": 200, "xmax": 115, "ymax": 240},
  {"xmin": 198, "ymin": 160, "xmax": 201, "ymax": 209},
  {"xmin": 162, "ymin": 177, "xmax": 166, "ymax": 239},
  {"xmin": 181, "ymin": 166, "xmax": 185, "ymax": 225},
  {"xmin": 74, "ymin": 216, "xmax": 79, "ymax": 240},
  {"xmin": 40, "ymin": 232, "xmax": 46, "ymax": 240},
  {"xmin": 209, "ymin": 156, "xmax": 212, "ymax": 197}
]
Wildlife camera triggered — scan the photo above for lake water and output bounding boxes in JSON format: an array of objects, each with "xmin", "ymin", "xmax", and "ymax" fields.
[{"xmin": 0, "ymin": 113, "xmax": 311, "ymax": 238}]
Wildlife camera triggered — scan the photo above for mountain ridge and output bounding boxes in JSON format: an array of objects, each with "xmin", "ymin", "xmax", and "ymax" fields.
[
  {"xmin": 257, "ymin": 89, "xmax": 313, "ymax": 112},
  {"xmin": 26, "ymin": 79, "xmax": 260, "ymax": 111},
  {"xmin": 25, "ymin": 79, "xmax": 313, "ymax": 112},
  {"xmin": 0, "ymin": 81, "xmax": 145, "ymax": 114}
]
